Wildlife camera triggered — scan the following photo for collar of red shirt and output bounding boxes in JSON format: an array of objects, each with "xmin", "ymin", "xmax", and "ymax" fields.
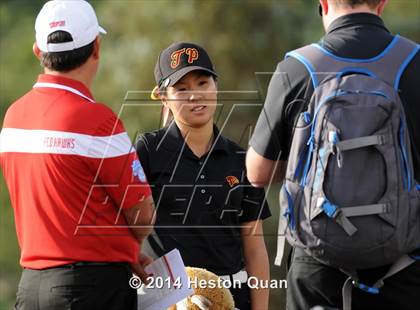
[{"xmin": 36, "ymin": 74, "xmax": 95, "ymax": 102}]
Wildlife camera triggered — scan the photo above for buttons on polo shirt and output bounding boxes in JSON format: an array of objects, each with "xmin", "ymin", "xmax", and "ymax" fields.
[
  {"xmin": 200, "ymin": 174, "xmax": 205, "ymax": 179},
  {"xmin": 201, "ymin": 189, "xmax": 206, "ymax": 194},
  {"xmin": 199, "ymin": 161, "xmax": 204, "ymax": 166}
]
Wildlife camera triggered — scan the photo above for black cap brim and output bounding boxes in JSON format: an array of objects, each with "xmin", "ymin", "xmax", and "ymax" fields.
[{"xmin": 162, "ymin": 66, "xmax": 217, "ymax": 88}]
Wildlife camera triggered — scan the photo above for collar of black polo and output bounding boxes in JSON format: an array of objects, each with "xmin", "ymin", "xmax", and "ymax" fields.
[
  {"xmin": 159, "ymin": 121, "xmax": 230, "ymax": 155},
  {"xmin": 326, "ymin": 13, "xmax": 389, "ymax": 35}
]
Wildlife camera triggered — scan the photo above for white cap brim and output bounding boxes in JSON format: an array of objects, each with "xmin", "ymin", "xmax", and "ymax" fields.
[{"xmin": 99, "ymin": 26, "xmax": 107, "ymax": 35}]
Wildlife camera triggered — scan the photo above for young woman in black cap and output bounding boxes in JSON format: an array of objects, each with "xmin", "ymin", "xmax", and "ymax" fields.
[{"xmin": 136, "ymin": 42, "xmax": 271, "ymax": 310}]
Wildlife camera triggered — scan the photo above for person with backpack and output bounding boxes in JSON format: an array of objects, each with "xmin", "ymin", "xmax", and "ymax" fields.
[
  {"xmin": 0, "ymin": 1, "xmax": 154, "ymax": 309},
  {"xmin": 246, "ymin": 0, "xmax": 420, "ymax": 309},
  {"xmin": 136, "ymin": 42, "xmax": 272, "ymax": 310}
]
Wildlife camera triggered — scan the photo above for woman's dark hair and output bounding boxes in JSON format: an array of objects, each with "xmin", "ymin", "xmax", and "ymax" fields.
[{"xmin": 40, "ymin": 31, "xmax": 94, "ymax": 72}]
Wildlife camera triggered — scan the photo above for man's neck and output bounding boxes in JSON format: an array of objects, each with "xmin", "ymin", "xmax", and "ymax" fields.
[{"xmin": 44, "ymin": 68, "xmax": 94, "ymax": 89}]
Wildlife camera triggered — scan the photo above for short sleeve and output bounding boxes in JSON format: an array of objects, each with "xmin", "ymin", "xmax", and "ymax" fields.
[
  {"xmin": 239, "ymin": 181, "xmax": 271, "ymax": 223},
  {"xmin": 87, "ymin": 113, "xmax": 152, "ymax": 209},
  {"xmin": 250, "ymin": 58, "xmax": 313, "ymax": 161},
  {"xmin": 135, "ymin": 134, "xmax": 151, "ymax": 179}
]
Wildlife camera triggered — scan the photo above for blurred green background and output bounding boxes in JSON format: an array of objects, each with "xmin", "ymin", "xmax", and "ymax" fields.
[{"xmin": 1, "ymin": 0, "xmax": 419, "ymax": 309}]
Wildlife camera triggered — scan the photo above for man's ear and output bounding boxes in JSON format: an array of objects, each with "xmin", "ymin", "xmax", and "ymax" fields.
[
  {"xmin": 319, "ymin": 0, "xmax": 329, "ymax": 16},
  {"xmin": 33, "ymin": 43, "xmax": 42, "ymax": 59},
  {"xmin": 92, "ymin": 36, "xmax": 100, "ymax": 60},
  {"xmin": 376, "ymin": 0, "xmax": 388, "ymax": 16}
]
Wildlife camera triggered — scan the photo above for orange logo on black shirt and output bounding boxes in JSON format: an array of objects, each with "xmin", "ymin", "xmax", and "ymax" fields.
[{"xmin": 226, "ymin": 176, "xmax": 239, "ymax": 187}]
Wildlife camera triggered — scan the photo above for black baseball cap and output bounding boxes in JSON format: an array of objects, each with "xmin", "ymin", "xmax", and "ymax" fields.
[{"xmin": 154, "ymin": 42, "xmax": 217, "ymax": 89}]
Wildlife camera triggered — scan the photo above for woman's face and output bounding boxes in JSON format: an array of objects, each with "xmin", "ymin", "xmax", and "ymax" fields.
[{"xmin": 163, "ymin": 71, "xmax": 217, "ymax": 128}]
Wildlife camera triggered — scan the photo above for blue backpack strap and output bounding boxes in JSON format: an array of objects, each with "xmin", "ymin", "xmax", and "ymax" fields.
[
  {"xmin": 285, "ymin": 35, "xmax": 419, "ymax": 89},
  {"xmin": 285, "ymin": 48, "xmax": 319, "ymax": 88},
  {"xmin": 394, "ymin": 42, "xmax": 420, "ymax": 90}
]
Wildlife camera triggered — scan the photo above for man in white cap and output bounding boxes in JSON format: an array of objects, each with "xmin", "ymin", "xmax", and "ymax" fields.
[{"xmin": 0, "ymin": 1, "xmax": 154, "ymax": 309}]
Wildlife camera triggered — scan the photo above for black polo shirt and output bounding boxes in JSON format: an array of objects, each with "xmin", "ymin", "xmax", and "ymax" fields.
[
  {"xmin": 136, "ymin": 122, "xmax": 271, "ymax": 275},
  {"xmin": 250, "ymin": 13, "xmax": 420, "ymax": 180}
]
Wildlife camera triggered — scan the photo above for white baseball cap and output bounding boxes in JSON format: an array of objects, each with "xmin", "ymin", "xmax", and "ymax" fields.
[{"xmin": 35, "ymin": 0, "xmax": 106, "ymax": 53}]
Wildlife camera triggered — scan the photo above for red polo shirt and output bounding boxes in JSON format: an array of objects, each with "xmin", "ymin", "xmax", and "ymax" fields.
[{"xmin": 0, "ymin": 74, "xmax": 152, "ymax": 269}]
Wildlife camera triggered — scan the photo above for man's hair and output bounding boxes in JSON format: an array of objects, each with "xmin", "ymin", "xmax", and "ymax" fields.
[
  {"xmin": 40, "ymin": 31, "xmax": 94, "ymax": 72},
  {"xmin": 334, "ymin": 0, "xmax": 382, "ymax": 9}
]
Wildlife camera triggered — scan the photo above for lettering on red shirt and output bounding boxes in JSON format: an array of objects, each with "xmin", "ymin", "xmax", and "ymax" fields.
[{"xmin": 43, "ymin": 137, "xmax": 75, "ymax": 149}]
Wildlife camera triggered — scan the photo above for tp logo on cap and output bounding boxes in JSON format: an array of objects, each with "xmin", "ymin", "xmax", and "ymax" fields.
[
  {"xmin": 170, "ymin": 48, "xmax": 200, "ymax": 69},
  {"xmin": 154, "ymin": 42, "xmax": 217, "ymax": 89}
]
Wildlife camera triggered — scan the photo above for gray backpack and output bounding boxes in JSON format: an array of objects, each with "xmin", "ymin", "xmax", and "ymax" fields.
[{"xmin": 281, "ymin": 35, "xmax": 420, "ymax": 308}]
